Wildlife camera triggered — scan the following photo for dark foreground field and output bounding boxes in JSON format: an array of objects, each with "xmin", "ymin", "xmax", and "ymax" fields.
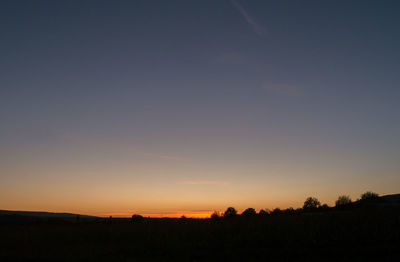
[{"xmin": 1, "ymin": 208, "xmax": 400, "ymax": 261}]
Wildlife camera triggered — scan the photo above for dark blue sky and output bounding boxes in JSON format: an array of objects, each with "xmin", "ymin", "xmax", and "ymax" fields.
[{"xmin": 1, "ymin": 0, "xmax": 399, "ymax": 215}]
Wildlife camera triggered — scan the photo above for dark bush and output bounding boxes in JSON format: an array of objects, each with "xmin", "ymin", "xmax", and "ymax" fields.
[
  {"xmin": 224, "ymin": 207, "xmax": 237, "ymax": 218},
  {"xmin": 335, "ymin": 195, "xmax": 352, "ymax": 207},
  {"xmin": 241, "ymin": 208, "xmax": 256, "ymax": 217},
  {"xmin": 283, "ymin": 207, "xmax": 295, "ymax": 214},
  {"xmin": 258, "ymin": 209, "xmax": 269, "ymax": 216},
  {"xmin": 271, "ymin": 208, "xmax": 282, "ymax": 215},
  {"xmin": 360, "ymin": 191, "xmax": 379, "ymax": 201},
  {"xmin": 131, "ymin": 214, "xmax": 144, "ymax": 223},
  {"xmin": 210, "ymin": 211, "xmax": 221, "ymax": 220},
  {"xmin": 303, "ymin": 197, "xmax": 321, "ymax": 211}
]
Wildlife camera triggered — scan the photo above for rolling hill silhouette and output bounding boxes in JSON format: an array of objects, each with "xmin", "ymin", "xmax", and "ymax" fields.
[
  {"xmin": 1, "ymin": 193, "xmax": 399, "ymax": 220},
  {"xmin": 0, "ymin": 210, "xmax": 99, "ymax": 224}
]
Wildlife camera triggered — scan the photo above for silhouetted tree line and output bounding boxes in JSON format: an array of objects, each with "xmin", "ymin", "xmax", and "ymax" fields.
[
  {"xmin": 206, "ymin": 191, "xmax": 382, "ymax": 220},
  {"xmin": 128, "ymin": 191, "xmax": 385, "ymax": 222}
]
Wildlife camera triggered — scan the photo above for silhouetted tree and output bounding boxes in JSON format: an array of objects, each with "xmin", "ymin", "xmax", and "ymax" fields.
[
  {"xmin": 271, "ymin": 208, "xmax": 282, "ymax": 215},
  {"xmin": 303, "ymin": 197, "xmax": 321, "ymax": 211},
  {"xmin": 241, "ymin": 208, "xmax": 256, "ymax": 217},
  {"xmin": 131, "ymin": 214, "xmax": 143, "ymax": 223},
  {"xmin": 224, "ymin": 207, "xmax": 237, "ymax": 218},
  {"xmin": 258, "ymin": 209, "xmax": 269, "ymax": 216},
  {"xmin": 283, "ymin": 207, "xmax": 295, "ymax": 214},
  {"xmin": 335, "ymin": 195, "xmax": 352, "ymax": 207},
  {"xmin": 210, "ymin": 211, "xmax": 221, "ymax": 220},
  {"xmin": 320, "ymin": 204, "xmax": 329, "ymax": 210},
  {"xmin": 361, "ymin": 191, "xmax": 379, "ymax": 201}
]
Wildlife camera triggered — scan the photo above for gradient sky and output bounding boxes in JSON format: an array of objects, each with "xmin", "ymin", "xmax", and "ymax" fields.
[{"xmin": 1, "ymin": 0, "xmax": 400, "ymax": 217}]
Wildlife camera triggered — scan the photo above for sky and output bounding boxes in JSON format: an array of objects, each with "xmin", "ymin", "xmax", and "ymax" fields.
[{"xmin": 1, "ymin": 0, "xmax": 400, "ymax": 217}]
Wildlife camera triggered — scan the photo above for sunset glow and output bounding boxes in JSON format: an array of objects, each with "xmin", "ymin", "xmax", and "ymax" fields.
[{"xmin": 103, "ymin": 211, "xmax": 213, "ymax": 219}]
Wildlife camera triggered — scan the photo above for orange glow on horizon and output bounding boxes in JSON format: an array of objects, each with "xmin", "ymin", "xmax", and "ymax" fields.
[{"xmin": 103, "ymin": 211, "xmax": 213, "ymax": 218}]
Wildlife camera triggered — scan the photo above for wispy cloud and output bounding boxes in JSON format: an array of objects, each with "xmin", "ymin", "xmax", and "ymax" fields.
[
  {"xmin": 177, "ymin": 180, "xmax": 229, "ymax": 185},
  {"xmin": 230, "ymin": 0, "xmax": 266, "ymax": 36}
]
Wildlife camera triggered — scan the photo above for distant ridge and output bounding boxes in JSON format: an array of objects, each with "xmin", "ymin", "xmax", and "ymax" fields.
[
  {"xmin": 380, "ymin": 193, "xmax": 400, "ymax": 202},
  {"xmin": 354, "ymin": 193, "xmax": 400, "ymax": 202},
  {"xmin": 0, "ymin": 210, "xmax": 98, "ymax": 219},
  {"xmin": 0, "ymin": 210, "xmax": 103, "ymax": 224},
  {"xmin": 376, "ymin": 193, "xmax": 400, "ymax": 206}
]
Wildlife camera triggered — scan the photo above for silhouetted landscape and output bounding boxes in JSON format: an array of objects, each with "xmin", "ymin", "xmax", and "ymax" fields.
[
  {"xmin": 2, "ymin": 0, "xmax": 400, "ymax": 261},
  {"xmin": 1, "ymin": 192, "xmax": 400, "ymax": 261}
]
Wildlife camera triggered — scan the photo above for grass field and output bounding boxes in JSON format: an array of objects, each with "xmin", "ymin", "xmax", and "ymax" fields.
[{"xmin": 1, "ymin": 207, "xmax": 400, "ymax": 261}]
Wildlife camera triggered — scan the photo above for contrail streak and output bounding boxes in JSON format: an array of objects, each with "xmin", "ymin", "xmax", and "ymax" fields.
[{"xmin": 230, "ymin": 0, "xmax": 266, "ymax": 36}]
